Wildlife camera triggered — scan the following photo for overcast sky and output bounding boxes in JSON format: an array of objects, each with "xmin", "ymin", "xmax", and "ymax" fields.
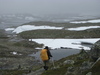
[{"xmin": 0, "ymin": 0, "xmax": 100, "ymax": 15}]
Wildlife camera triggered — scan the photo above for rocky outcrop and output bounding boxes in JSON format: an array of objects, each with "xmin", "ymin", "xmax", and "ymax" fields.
[
  {"xmin": 90, "ymin": 40, "xmax": 100, "ymax": 61},
  {"xmin": 0, "ymin": 57, "xmax": 39, "ymax": 70}
]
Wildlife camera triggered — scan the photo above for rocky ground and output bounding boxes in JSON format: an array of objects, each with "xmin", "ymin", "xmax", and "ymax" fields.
[
  {"xmin": 26, "ymin": 40, "xmax": 100, "ymax": 75},
  {"xmin": 0, "ymin": 37, "xmax": 100, "ymax": 75},
  {"xmin": 0, "ymin": 21, "xmax": 100, "ymax": 75},
  {"xmin": 0, "ymin": 35, "xmax": 43, "ymax": 75}
]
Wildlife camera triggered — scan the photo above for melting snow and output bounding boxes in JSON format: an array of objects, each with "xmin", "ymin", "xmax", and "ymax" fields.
[
  {"xmin": 67, "ymin": 26, "xmax": 100, "ymax": 31},
  {"xmin": 29, "ymin": 38, "xmax": 100, "ymax": 50},
  {"xmin": 5, "ymin": 28, "xmax": 15, "ymax": 31},
  {"xmin": 5, "ymin": 19, "xmax": 100, "ymax": 33},
  {"xmin": 70, "ymin": 19, "xmax": 100, "ymax": 23},
  {"xmin": 12, "ymin": 25, "xmax": 63, "ymax": 34},
  {"xmin": 11, "ymin": 52, "xmax": 17, "ymax": 55}
]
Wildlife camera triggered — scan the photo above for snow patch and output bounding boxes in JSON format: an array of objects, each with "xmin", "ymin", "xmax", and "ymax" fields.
[
  {"xmin": 70, "ymin": 19, "xmax": 100, "ymax": 24},
  {"xmin": 29, "ymin": 38, "xmax": 100, "ymax": 50},
  {"xmin": 11, "ymin": 52, "xmax": 17, "ymax": 55},
  {"xmin": 13, "ymin": 25, "xmax": 63, "ymax": 34},
  {"xmin": 67, "ymin": 26, "xmax": 100, "ymax": 31},
  {"xmin": 5, "ymin": 28, "xmax": 15, "ymax": 31},
  {"xmin": 10, "ymin": 52, "xmax": 22, "ymax": 55}
]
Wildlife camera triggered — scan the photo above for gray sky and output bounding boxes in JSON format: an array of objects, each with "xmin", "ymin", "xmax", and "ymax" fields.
[{"xmin": 0, "ymin": 0, "xmax": 100, "ymax": 15}]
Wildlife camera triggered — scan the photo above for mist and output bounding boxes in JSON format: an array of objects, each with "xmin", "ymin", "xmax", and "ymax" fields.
[{"xmin": 0, "ymin": 0, "xmax": 100, "ymax": 15}]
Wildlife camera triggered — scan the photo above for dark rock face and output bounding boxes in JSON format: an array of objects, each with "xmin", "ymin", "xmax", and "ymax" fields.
[{"xmin": 90, "ymin": 40, "xmax": 100, "ymax": 61}]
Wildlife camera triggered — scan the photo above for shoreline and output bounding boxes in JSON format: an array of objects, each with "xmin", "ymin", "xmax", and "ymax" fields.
[{"xmin": 30, "ymin": 49, "xmax": 80, "ymax": 61}]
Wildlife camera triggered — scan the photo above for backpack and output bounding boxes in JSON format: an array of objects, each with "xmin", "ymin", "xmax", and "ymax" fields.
[{"xmin": 40, "ymin": 49, "xmax": 49, "ymax": 61}]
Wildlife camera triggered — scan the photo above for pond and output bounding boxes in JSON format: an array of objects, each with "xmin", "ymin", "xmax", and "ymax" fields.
[{"xmin": 30, "ymin": 49, "xmax": 80, "ymax": 61}]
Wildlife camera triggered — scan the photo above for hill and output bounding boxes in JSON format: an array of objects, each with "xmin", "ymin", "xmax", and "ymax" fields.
[{"xmin": 0, "ymin": 20, "xmax": 100, "ymax": 75}]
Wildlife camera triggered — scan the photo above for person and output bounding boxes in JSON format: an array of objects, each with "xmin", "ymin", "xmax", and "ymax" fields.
[{"xmin": 40, "ymin": 46, "xmax": 52, "ymax": 70}]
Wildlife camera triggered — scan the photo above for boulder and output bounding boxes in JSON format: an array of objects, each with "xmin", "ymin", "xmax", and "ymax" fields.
[
  {"xmin": 86, "ymin": 72, "xmax": 92, "ymax": 75},
  {"xmin": 90, "ymin": 40, "xmax": 100, "ymax": 61},
  {"xmin": 63, "ymin": 60, "xmax": 74, "ymax": 65},
  {"xmin": 80, "ymin": 61, "xmax": 91, "ymax": 70}
]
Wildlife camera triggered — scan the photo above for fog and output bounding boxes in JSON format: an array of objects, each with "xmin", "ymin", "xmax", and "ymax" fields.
[{"xmin": 0, "ymin": 0, "xmax": 100, "ymax": 15}]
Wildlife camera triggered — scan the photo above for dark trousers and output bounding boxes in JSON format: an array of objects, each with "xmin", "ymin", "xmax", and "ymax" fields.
[
  {"xmin": 43, "ymin": 60, "xmax": 49, "ymax": 70},
  {"xmin": 43, "ymin": 60, "xmax": 49, "ymax": 66}
]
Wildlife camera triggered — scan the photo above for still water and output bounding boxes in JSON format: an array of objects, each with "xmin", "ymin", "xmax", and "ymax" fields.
[{"xmin": 30, "ymin": 49, "xmax": 80, "ymax": 61}]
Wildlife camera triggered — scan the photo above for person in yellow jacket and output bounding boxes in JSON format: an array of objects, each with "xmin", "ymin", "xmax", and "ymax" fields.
[{"xmin": 40, "ymin": 46, "xmax": 52, "ymax": 70}]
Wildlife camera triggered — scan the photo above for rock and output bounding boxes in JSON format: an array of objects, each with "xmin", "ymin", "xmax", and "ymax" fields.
[
  {"xmin": 86, "ymin": 72, "xmax": 92, "ymax": 75},
  {"xmin": 0, "ymin": 57, "xmax": 38, "ymax": 70},
  {"xmin": 67, "ymin": 66, "xmax": 75, "ymax": 72},
  {"xmin": 80, "ymin": 61, "xmax": 91, "ymax": 71},
  {"xmin": 63, "ymin": 60, "xmax": 74, "ymax": 65},
  {"xmin": 90, "ymin": 40, "xmax": 100, "ymax": 61},
  {"xmin": 64, "ymin": 66, "xmax": 75, "ymax": 75}
]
